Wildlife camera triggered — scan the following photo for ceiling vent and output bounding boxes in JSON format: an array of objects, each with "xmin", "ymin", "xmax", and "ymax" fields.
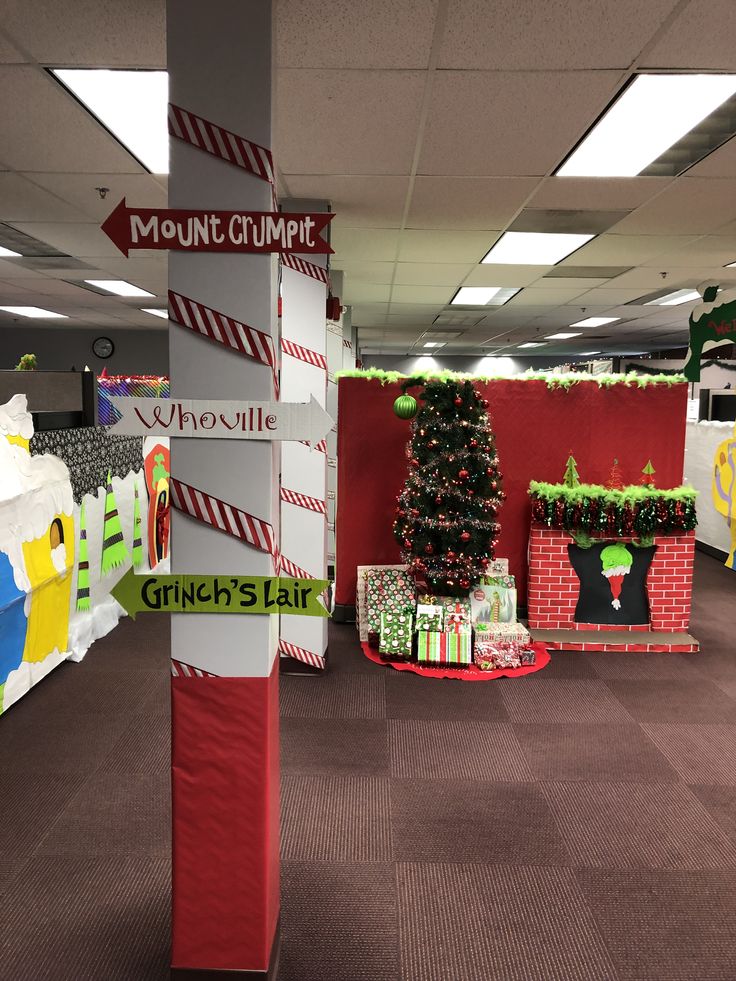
[
  {"xmin": 508, "ymin": 209, "xmax": 629, "ymax": 234},
  {"xmin": 544, "ymin": 265, "xmax": 632, "ymax": 279},
  {"xmin": 0, "ymin": 223, "xmax": 69, "ymax": 258}
]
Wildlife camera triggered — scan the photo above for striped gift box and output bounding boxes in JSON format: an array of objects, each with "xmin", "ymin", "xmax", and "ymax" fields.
[{"xmin": 417, "ymin": 630, "xmax": 471, "ymax": 667}]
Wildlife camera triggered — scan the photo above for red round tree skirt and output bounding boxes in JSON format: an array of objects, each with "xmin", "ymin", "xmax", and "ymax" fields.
[{"xmin": 360, "ymin": 641, "xmax": 550, "ymax": 681}]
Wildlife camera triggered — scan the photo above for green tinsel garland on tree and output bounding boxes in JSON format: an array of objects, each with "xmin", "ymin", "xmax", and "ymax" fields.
[{"xmin": 529, "ymin": 481, "xmax": 698, "ymax": 536}]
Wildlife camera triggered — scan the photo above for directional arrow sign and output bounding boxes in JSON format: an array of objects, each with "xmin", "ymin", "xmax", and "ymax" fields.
[
  {"xmin": 108, "ymin": 395, "xmax": 333, "ymax": 446},
  {"xmin": 101, "ymin": 198, "xmax": 333, "ymax": 258},
  {"xmin": 112, "ymin": 569, "xmax": 330, "ymax": 620}
]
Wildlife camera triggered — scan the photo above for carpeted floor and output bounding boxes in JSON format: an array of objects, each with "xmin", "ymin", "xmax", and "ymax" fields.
[{"xmin": 1, "ymin": 551, "xmax": 735, "ymax": 980}]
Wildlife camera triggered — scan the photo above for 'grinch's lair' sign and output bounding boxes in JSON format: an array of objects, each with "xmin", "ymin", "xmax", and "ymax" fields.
[
  {"xmin": 684, "ymin": 286, "xmax": 736, "ymax": 381},
  {"xmin": 102, "ymin": 198, "xmax": 333, "ymax": 257}
]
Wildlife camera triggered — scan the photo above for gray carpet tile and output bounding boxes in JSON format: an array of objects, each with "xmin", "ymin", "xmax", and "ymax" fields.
[
  {"xmin": 325, "ymin": 622, "xmax": 383, "ymax": 675},
  {"xmin": 0, "ymin": 710, "xmax": 130, "ymax": 774},
  {"xmin": 576, "ymin": 869, "xmax": 736, "ymax": 981},
  {"xmin": 281, "ymin": 718, "xmax": 390, "ymax": 776},
  {"xmin": 279, "ymin": 863, "xmax": 399, "ymax": 981},
  {"xmin": 98, "ymin": 712, "xmax": 171, "ymax": 775},
  {"xmin": 385, "ymin": 669, "xmax": 510, "ymax": 720},
  {"xmin": 388, "ymin": 720, "xmax": 531, "ymax": 781},
  {"xmin": 1, "ymin": 856, "xmax": 171, "ymax": 981},
  {"xmin": 641, "ymin": 724, "xmax": 736, "ymax": 785},
  {"xmin": 713, "ymin": 676, "xmax": 736, "ymax": 700},
  {"xmin": 589, "ymin": 652, "xmax": 705, "ymax": 681},
  {"xmin": 538, "ymin": 651, "xmax": 599, "ymax": 678},
  {"xmin": 604, "ymin": 679, "xmax": 736, "ymax": 724},
  {"xmin": 542, "ymin": 781, "xmax": 736, "ymax": 871},
  {"xmin": 36, "ymin": 772, "xmax": 170, "ymax": 860},
  {"xmin": 281, "ymin": 775, "xmax": 392, "ymax": 862},
  {"xmin": 514, "ymin": 723, "xmax": 679, "ymax": 783},
  {"xmin": 397, "ymin": 863, "xmax": 618, "ymax": 981},
  {"xmin": 499, "ymin": 678, "xmax": 635, "ymax": 723},
  {"xmin": 390, "ymin": 778, "xmax": 571, "ymax": 866},
  {"xmin": 688, "ymin": 784, "xmax": 736, "ymax": 842},
  {"xmin": 81, "ymin": 612, "xmax": 172, "ymax": 672},
  {"xmin": 280, "ymin": 672, "xmax": 386, "ymax": 718}
]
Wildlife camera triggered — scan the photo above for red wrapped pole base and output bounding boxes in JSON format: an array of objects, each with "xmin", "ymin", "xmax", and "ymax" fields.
[{"xmin": 171, "ymin": 661, "xmax": 280, "ymax": 976}]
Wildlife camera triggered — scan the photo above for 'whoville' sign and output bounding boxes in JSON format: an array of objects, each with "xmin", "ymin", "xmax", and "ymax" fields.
[{"xmin": 684, "ymin": 286, "xmax": 736, "ymax": 381}]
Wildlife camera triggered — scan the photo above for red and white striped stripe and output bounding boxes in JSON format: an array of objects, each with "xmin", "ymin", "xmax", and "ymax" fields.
[
  {"xmin": 171, "ymin": 477, "xmax": 277, "ymax": 559},
  {"xmin": 281, "ymin": 486, "xmax": 327, "ymax": 515},
  {"xmin": 278, "ymin": 639, "xmax": 325, "ymax": 670},
  {"xmin": 299, "ymin": 438, "xmax": 327, "ymax": 454},
  {"xmin": 281, "ymin": 337, "xmax": 327, "ymax": 371},
  {"xmin": 343, "ymin": 338, "xmax": 352, "ymax": 349},
  {"xmin": 171, "ymin": 659, "xmax": 217, "ymax": 678},
  {"xmin": 169, "ymin": 290, "xmax": 279, "ymax": 397},
  {"xmin": 281, "ymin": 252, "xmax": 329, "ymax": 285},
  {"xmin": 168, "ymin": 103, "xmax": 275, "ymax": 185},
  {"xmin": 279, "ymin": 554, "xmax": 316, "ymax": 581}
]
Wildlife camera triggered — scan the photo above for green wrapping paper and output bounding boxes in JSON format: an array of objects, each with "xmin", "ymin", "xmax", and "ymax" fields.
[
  {"xmin": 416, "ymin": 603, "xmax": 444, "ymax": 631},
  {"xmin": 379, "ymin": 610, "xmax": 413, "ymax": 659},
  {"xmin": 366, "ymin": 569, "xmax": 416, "ymax": 635},
  {"xmin": 417, "ymin": 630, "xmax": 471, "ymax": 666}
]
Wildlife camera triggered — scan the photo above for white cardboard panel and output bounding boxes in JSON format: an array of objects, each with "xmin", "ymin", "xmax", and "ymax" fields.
[
  {"xmin": 282, "ymin": 441, "xmax": 327, "ymax": 500},
  {"xmin": 281, "ymin": 266, "xmax": 328, "ymax": 353},
  {"xmin": 685, "ymin": 420, "xmax": 734, "ymax": 557}
]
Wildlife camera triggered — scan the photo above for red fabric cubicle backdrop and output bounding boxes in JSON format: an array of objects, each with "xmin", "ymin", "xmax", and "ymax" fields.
[{"xmin": 335, "ymin": 376, "xmax": 688, "ymax": 607}]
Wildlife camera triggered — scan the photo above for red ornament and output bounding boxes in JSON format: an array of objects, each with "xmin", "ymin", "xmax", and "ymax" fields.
[
  {"xmin": 424, "ymin": 543, "xmax": 434, "ymax": 554},
  {"xmin": 410, "ymin": 458, "xmax": 419, "ymax": 468},
  {"xmin": 454, "ymin": 396, "xmax": 462, "ymax": 406},
  {"xmin": 460, "ymin": 531, "xmax": 471, "ymax": 542},
  {"xmin": 403, "ymin": 539, "xmax": 412, "ymax": 548},
  {"xmin": 480, "ymin": 557, "xmax": 489, "ymax": 567},
  {"xmin": 470, "ymin": 439, "xmax": 478, "ymax": 448},
  {"xmin": 447, "ymin": 551, "xmax": 456, "ymax": 561},
  {"xmin": 491, "ymin": 480, "xmax": 498, "ymax": 490},
  {"xmin": 458, "ymin": 469, "xmax": 469, "ymax": 480},
  {"xmin": 468, "ymin": 489, "xmax": 474, "ymax": 496},
  {"xmin": 459, "ymin": 578, "xmax": 470, "ymax": 589},
  {"xmin": 435, "ymin": 495, "xmax": 442, "ymax": 504}
]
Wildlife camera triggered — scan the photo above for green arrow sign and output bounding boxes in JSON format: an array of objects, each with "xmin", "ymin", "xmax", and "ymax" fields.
[{"xmin": 112, "ymin": 568, "xmax": 330, "ymax": 620}]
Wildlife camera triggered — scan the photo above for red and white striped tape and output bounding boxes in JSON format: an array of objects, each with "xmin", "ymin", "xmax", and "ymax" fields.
[
  {"xmin": 281, "ymin": 252, "xmax": 329, "ymax": 285},
  {"xmin": 169, "ymin": 290, "xmax": 279, "ymax": 397},
  {"xmin": 171, "ymin": 659, "xmax": 217, "ymax": 679},
  {"xmin": 343, "ymin": 338, "xmax": 352, "ymax": 349},
  {"xmin": 279, "ymin": 554, "xmax": 316, "ymax": 581},
  {"xmin": 168, "ymin": 103, "xmax": 275, "ymax": 186},
  {"xmin": 281, "ymin": 486, "xmax": 327, "ymax": 515},
  {"xmin": 171, "ymin": 477, "xmax": 277, "ymax": 560},
  {"xmin": 278, "ymin": 639, "xmax": 325, "ymax": 670},
  {"xmin": 299, "ymin": 438, "xmax": 327, "ymax": 454},
  {"xmin": 281, "ymin": 337, "xmax": 327, "ymax": 371}
]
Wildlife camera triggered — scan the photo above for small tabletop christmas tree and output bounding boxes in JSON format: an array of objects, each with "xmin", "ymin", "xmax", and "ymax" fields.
[
  {"xmin": 606, "ymin": 458, "xmax": 625, "ymax": 490},
  {"xmin": 563, "ymin": 453, "xmax": 580, "ymax": 488},
  {"xmin": 641, "ymin": 459, "xmax": 656, "ymax": 487},
  {"xmin": 393, "ymin": 378, "xmax": 504, "ymax": 596}
]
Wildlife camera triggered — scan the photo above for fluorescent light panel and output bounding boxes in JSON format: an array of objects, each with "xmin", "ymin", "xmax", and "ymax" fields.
[
  {"xmin": 0, "ymin": 305, "xmax": 67, "ymax": 318},
  {"xmin": 52, "ymin": 69, "xmax": 169, "ymax": 173},
  {"xmin": 559, "ymin": 74, "xmax": 736, "ymax": 177},
  {"xmin": 0, "ymin": 246, "xmax": 21, "ymax": 257},
  {"xmin": 725, "ymin": 260, "xmax": 736, "ymax": 268},
  {"xmin": 141, "ymin": 308, "xmax": 169, "ymax": 319},
  {"xmin": 482, "ymin": 231, "xmax": 593, "ymax": 266},
  {"xmin": 570, "ymin": 316, "xmax": 619, "ymax": 328},
  {"xmin": 422, "ymin": 341, "xmax": 443, "ymax": 348},
  {"xmin": 580, "ymin": 351, "xmax": 601, "ymax": 355},
  {"xmin": 85, "ymin": 279, "xmax": 155, "ymax": 298},
  {"xmin": 518, "ymin": 341, "xmax": 546, "ymax": 348},
  {"xmin": 452, "ymin": 286, "xmax": 502, "ymax": 305},
  {"xmin": 546, "ymin": 332, "xmax": 582, "ymax": 339},
  {"xmin": 645, "ymin": 289, "xmax": 701, "ymax": 306}
]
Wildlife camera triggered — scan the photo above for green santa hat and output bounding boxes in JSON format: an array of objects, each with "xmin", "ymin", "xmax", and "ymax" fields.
[
  {"xmin": 76, "ymin": 500, "xmax": 90, "ymax": 611},
  {"xmin": 101, "ymin": 470, "xmax": 130, "ymax": 576},
  {"xmin": 132, "ymin": 482, "xmax": 143, "ymax": 570}
]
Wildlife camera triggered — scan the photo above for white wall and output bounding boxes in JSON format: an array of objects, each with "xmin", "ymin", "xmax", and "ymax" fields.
[{"xmin": 685, "ymin": 420, "xmax": 734, "ymax": 557}]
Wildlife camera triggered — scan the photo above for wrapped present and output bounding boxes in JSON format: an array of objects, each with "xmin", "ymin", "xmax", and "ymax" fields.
[
  {"xmin": 519, "ymin": 648, "xmax": 537, "ymax": 666},
  {"xmin": 475, "ymin": 621, "xmax": 530, "ymax": 645},
  {"xmin": 473, "ymin": 640, "xmax": 522, "ymax": 671},
  {"xmin": 445, "ymin": 600, "xmax": 471, "ymax": 634},
  {"xmin": 417, "ymin": 630, "xmax": 471, "ymax": 667},
  {"xmin": 479, "ymin": 574, "xmax": 515, "ymax": 589},
  {"xmin": 419, "ymin": 595, "xmax": 472, "ymax": 627},
  {"xmin": 364, "ymin": 566, "xmax": 415, "ymax": 646},
  {"xmin": 485, "ymin": 557, "xmax": 509, "ymax": 574},
  {"xmin": 416, "ymin": 603, "xmax": 444, "ymax": 632},
  {"xmin": 379, "ymin": 609, "xmax": 413, "ymax": 659},
  {"xmin": 470, "ymin": 584, "xmax": 517, "ymax": 624}
]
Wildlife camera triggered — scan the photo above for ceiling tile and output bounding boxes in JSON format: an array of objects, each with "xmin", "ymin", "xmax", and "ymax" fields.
[
  {"xmin": 439, "ymin": 0, "xmax": 680, "ymax": 69},
  {"xmin": 398, "ymin": 229, "xmax": 496, "ymax": 262},
  {"xmin": 406, "ymin": 177, "xmax": 537, "ymax": 229},
  {"xmin": 687, "ymin": 137, "xmax": 736, "ymax": 178},
  {"xmin": 27, "ymin": 173, "xmax": 167, "ymax": 222},
  {"xmin": 393, "ymin": 262, "xmax": 475, "ymax": 285},
  {"xmin": 0, "ymin": 66, "xmax": 146, "ymax": 174},
  {"xmin": 419, "ymin": 70, "xmax": 622, "ymax": 177},
  {"xmin": 511, "ymin": 286, "xmax": 589, "ymax": 305},
  {"xmin": 276, "ymin": 0, "xmax": 438, "ymax": 68},
  {"xmin": 641, "ymin": 236, "xmax": 736, "ymax": 267},
  {"xmin": 343, "ymin": 282, "xmax": 392, "ymax": 303},
  {"xmin": 391, "ymin": 284, "xmax": 455, "ymax": 304},
  {"xmin": 0, "ymin": 173, "xmax": 88, "ymax": 223},
  {"xmin": 329, "ymin": 259, "xmax": 395, "ymax": 283},
  {"xmin": 2, "ymin": 0, "xmax": 165, "ymax": 67},
  {"xmin": 611, "ymin": 178, "xmax": 736, "ymax": 235},
  {"xmin": 642, "ymin": 0, "xmax": 736, "ymax": 70},
  {"xmin": 8, "ymin": 221, "xmax": 125, "ymax": 259},
  {"xmin": 563, "ymin": 287, "xmax": 650, "ymax": 306},
  {"xmin": 331, "ymin": 227, "xmax": 400, "ymax": 261},
  {"xmin": 564, "ymin": 234, "xmax": 697, "ymax": 265},
  {"xmin": 463, "ymin": 265, "xmax": 550, "ymax": 287},
  {"xmin": 532, "ymin": 276, "xmax": 609, "ymax": 290},
  {"xmin": 284, "ymin": 176, "xmax": 409, "ymax": 227},
  {"xmin": 528, "ymin": 177, "xmax": 672, "ymax": 211},
  {"xmin": 276, "ymin": 69, "xmax": 425, "ymax": 174}
]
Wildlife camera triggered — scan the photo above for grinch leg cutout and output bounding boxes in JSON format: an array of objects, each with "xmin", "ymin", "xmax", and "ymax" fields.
[{"xmin": 600, "ymin": 542, "xmax": 633, "ymax": 610}]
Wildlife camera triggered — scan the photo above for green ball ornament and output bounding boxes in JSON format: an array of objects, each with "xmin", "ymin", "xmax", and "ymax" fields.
[{"xmin": 393, "ymin": 394, "xmax": 418, "ymax": 420}]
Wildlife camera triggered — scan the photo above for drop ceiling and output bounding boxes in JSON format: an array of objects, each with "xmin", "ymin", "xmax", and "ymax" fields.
[{"xmin": 0, "ymin": 0, "xmax": 735, "ymax": 358}]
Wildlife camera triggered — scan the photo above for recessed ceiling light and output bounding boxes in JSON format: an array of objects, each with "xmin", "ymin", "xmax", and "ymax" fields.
[
  {"xmin": 52, "ymin": 69, "xmax": 168, "ymax": 173},
  {"xmin": 422, "ymin": 341, "xmax": 443, "ymax": 348},
  {"xmin": 482, "ymin": 232, "xmax": 593, "ymax": 266},
  {"xmin": 0, "ymin": 246, "xmax": 21, "ymax": 257},
  {"xmin": 558, "ymin": 74, "xmax": 736, "ymax": 177},
  {"xmin": 645, "ymin": 289, "xmax": 701, "ymax": 306},
  {"xmin": 451, "ymin": 287, "xmax": 502, "ymax": 305},
  {"xmin": 546, "ymin": 332, "xmax": 582, "ymax": 339},
  {"xmin": 0, "ymin": 305, "xmax": 68, "ymax": 319},
  {"xmin": 518, "ymin": 342, "xmax": 546, "ymax": 348},
  {"xmin": 85, "ymin": 279, "xmax": 155, "ymax": 298},
  {"xmin": 570, "ymin": 316, "xmax": 620, "ymax": 328},
  {"xmin": 141, "ymin": 308, "xmax": 169, "ymax": 319}
]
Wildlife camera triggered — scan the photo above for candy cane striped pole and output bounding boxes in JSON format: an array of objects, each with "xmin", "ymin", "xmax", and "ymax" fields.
[
  {"xmin": 168, "ymin": 103, "xmax": 275, "ymax": 185},
  {"xmin": 281, "ymin": 337, "xmax": 327, "ymax": 371},
  {"xmin": 281, "ymin": 251, "xmax": 329, "ymax": 285},
  {"xmin": 280, "ymin": 486, "xmax": 327, "ymax": 516}
]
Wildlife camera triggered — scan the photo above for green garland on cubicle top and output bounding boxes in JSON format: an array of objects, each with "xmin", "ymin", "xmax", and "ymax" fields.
[{"xmin": 335, "ymin": 368, "xmax": 687, "ymax": 390}]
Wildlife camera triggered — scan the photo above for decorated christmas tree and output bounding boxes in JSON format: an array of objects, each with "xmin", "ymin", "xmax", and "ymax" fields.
[
  {"xmin": 606, "ymin": 458, "xmax": 625, "ymax": 490},
  {"xmin": 563, "ymin": 453, "xmax": 580, "ymax": 487},
  {"xmin": 393, "ymin": 378, "xmax": 504, "ymax": 596}
]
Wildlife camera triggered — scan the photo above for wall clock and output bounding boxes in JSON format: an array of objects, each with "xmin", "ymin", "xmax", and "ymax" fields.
[{"xmin": 93, "ymin": 336, "xmax": 114, "ymax": 359}]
